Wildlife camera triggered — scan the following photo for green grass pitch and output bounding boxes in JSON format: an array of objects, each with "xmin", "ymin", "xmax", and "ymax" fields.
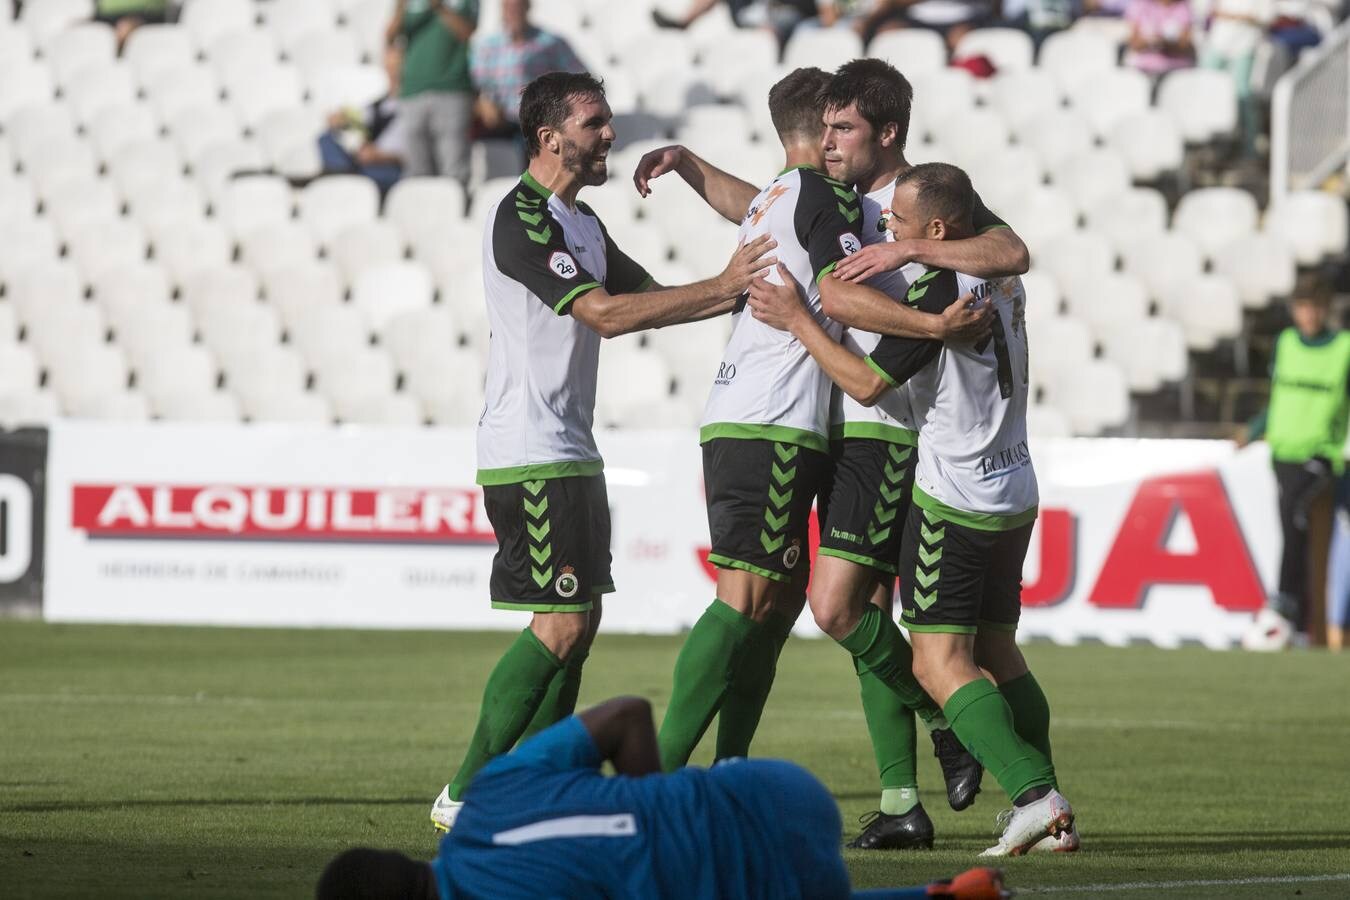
[{"xmin": 2, "ymin": 621, "xmax": 1349, "ymax": 899}]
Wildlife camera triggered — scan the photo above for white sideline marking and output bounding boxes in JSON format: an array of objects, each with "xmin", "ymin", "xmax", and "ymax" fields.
[
  {"xmin": 1025, "ymin": 873, "xmax": 1350, "ymax": 893},
  {"xmin": 492, "ymin": 814, "xmax": 637, "ymax": 845}
]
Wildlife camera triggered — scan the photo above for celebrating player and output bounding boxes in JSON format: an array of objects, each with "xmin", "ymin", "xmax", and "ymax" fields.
[
  {"xmin": 748, "ymin": 163, "xmax": 1077, "ymax": 857},
  {"xmin": 322, "ymin": 697, "xmax": 1012, "ymax": 899},
  {"xmin": 652, "ymin": 68, "xmax": 986, "ymax": 778},
  {"xmin": 430, "ymin": 71, "xmax": 776, "ymax": 832}
]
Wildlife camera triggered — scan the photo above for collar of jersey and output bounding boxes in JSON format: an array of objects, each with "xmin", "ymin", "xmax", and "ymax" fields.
[
  {"xmin": 778, "ymin": 164, "xmax": 818, "ymax": 176},
  {"xmin": 520, "ymin": 170, "xmax": 552, "ymax": 200}
]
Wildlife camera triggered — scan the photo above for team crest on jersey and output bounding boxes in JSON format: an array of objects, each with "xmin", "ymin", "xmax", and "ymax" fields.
[
  {"xmin": 783, "ymin": 541, "xmax": 801, "ymax": 570},
  {"xmin": 549, "ymin": 251, "xmax": 578, "ymax": 279},
  {"xmin": 839, "ymin": 233, "xmax": 861, "ymax": 255},
  {"xmin": 555, "ymin": 566, "xmax": 579, "ymax": 598}
]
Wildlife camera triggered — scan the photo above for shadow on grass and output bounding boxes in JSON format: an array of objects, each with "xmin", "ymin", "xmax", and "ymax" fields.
[{"xmin": 2, "ymin": 797, "xmax": 426, "ymax": 814}]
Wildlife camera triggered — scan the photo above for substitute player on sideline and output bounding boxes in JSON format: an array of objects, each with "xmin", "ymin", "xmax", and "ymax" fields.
[
  {"xmin": 749, "ymin": 163, "xmax": 1076, "ymax": 857},
  {"xmin": 430, "ymin": 71, "xmax": 776, "ymax": 831},
  {"xmin": 653, "ymin": 68, "xmax": 990, "ymax": 776},
  {"xmin": 321, "ymin": 697, "xmax": 1011, "ymax": 899}
]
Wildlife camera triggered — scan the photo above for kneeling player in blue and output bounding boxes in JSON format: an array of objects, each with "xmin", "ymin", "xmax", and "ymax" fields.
[{"xmin": 316, "ymin": 697, "xmax": 1010, "ymax": 899}]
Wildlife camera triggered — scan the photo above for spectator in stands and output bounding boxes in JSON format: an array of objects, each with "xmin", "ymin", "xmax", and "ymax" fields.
[
  {"xmin": 1199, "ymin": 0, "xmax": 1272, "ymax": 157},
  {"xmin": 386, "ymin": 0, "xmax": 478, "ymax": 186},
  {"xmin": 653, "ymin": 0, "xmax": 819, "ymax": 44},
  {"xmin": 94, "ymin": 0, "xmax": 169, "ymax": 49},
  {"xmin": 1239, "ymin": 292, "xmax": 1350, "ymax": 649},
  {"xmin": 1123, "ymin": 0, "xmax": 1195, "ymax": 76},
  {"xmin": 470, "ymin": 0, "xmax": 587, "ymax": 151},
  {"xmin": 895, "ymin": 0, "xmax": 996, "ymax": 52},
  {"xmin": 317, "ymin": 46, "xmax": 406, "ymax": 196},
  {"xmin": 1002, "ymin": 0, "xmax": 1076, "ymax": 48},
  {"xmin": 795, "ymin": 0, "xmax": 907, "ymax": 43}
]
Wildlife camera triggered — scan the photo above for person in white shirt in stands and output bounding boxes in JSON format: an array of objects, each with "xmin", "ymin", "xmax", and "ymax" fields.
[{"xmin": 1199, "ymin": 0, "xmax": 1273, "ymax": 156}]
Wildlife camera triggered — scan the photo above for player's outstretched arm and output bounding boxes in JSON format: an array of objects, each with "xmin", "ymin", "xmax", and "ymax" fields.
[
  {"xmin": 632, "ymin": 144, "xmax": 759, "ymax": 224},
  {"xmin": 818, "ymin": 272, "xmax": 991, "ymax": 342},
  {"xmin": 748, "ymin": 264, "xmax": 889, "ymax": 406},
  {"xmin": 832, "ymin": 228, "xmax": 1030, "ymax": 284},
  {"xmin": 578, "ymin": 697, "xmax": 662, "ymax": 776},
  {"xmin": 571, "ymin": 235, "xmax": 776, "ymax": 337}
]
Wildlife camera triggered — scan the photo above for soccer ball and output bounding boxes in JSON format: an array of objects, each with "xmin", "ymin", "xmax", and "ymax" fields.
[{"xmin": 1240, "ymin": 608, "xmax": 1293, "ymax": 652}]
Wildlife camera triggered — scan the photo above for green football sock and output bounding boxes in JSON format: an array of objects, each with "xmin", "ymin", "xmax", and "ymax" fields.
[
  {"xmin": 943, "ymin": 678, "xmax": 1056, "ymax": 803},
  {"xmin": 881, "ymin": 786, "xmax": 919, "ymax": 816},
  {"xmin": 657, "ymin": 599, "xmax": 758, "ymax": 771},
  {"xmin": 520, "ymin": 649, "xmax": 589, "ymax": 741},
  {"xmin": 836, "ymin": 605, "xmax": 944, "ymax": 724},
  {"xmin": 448, "ymin": 628, "xmax": 563, "ymax": 800},
  {"xmin": 855, "ymin": 656, "xmax": 918, "ymax": 804},
  {"xmin": 715, "ymin": 611, "xmax": 793, "ymax": 761},
  {"xmin": 999, "ymin": 671, "xmax": 1056, "ymax": 789}
]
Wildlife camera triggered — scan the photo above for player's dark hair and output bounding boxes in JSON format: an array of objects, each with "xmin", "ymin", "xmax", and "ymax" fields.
[
  {"xmin": 315, "ymin": 849, "xmax": 437, "ymax": 900},
  {"xmin": 896, "ymin": 163, "xmax": 975, "ymax": 231},
  {"xmin": 821, "ymin": 58, "xmax": 913, "ymax": 151},
  {"xmin": 768, "ymin": 67, "xmax": 832, "ymax": 143},
  {"xmin": 519, "ymin": 71, "xmax": 607, "ymax": 158}
]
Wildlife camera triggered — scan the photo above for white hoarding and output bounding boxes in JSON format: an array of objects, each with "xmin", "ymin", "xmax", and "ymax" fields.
[{"xmin": 44, "ymin": 422, "xmax": 1280, "ymax": 647}]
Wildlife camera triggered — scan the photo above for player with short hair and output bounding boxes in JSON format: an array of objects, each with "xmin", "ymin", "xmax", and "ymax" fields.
[
  {"xmin": 634, "ymin": 57, "xmax": 1031, "ymax": 850},
  {"xmin": 748, "ymin": 162, "xmax": 1077, "ymax": 857},
  {"xmin": 652, "ymin": 68, "xmax": 989, "ymax": 777},
  {"xmin": 430, "ymin": 71, "xmax": 776, "ymax": 831},
  {"xmin": 321, "ymin": 697, "xmax": 1012, "ymax": 899}
]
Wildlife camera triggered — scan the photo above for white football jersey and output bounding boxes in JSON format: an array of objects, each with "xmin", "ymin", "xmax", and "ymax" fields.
[
  {"xmin": 700, "ymin": 166, "xmax": 862, "ymax": 453},
  {"xmin": 866, "ymin": 268, "xmax": 1038, "ymax": 527}
]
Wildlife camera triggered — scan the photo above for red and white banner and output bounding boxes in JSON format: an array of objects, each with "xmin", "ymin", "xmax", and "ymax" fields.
[{"xmin": 43, "ymin": 422, "xmax": 1279, "ymax": 646}]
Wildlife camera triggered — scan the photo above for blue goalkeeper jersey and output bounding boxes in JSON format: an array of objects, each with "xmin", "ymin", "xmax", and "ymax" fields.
[{"xmin": 430, "ymin": 715, "xmax": 850, "ymax": 900}]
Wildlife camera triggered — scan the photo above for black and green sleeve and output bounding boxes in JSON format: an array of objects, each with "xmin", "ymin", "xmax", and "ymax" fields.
[
  {"xmin": 795, "ymin": 169, "xmax": 863, "ymax": 284},
  {"xmin": 491, "ymin": 185, "xmax": 603, "ymax": 315},
  {"xmin": 972, "ymin": 189, "xmax": 1009, "ymax": 235},
  {"xmin": 865, "ymin": 268, "xmax": 960, "ymax": 388}
]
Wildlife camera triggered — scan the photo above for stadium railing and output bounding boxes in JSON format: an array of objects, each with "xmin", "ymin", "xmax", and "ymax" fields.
[{"xmin": 1270, "ymin": 20, "xmax": 1350, "ymax": 202}]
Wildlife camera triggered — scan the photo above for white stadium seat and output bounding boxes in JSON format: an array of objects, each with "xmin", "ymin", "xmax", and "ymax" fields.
[
  {"xmin": 255, "ymin": 106, "xmax": 327, "ymax": 170},
  {"xmin": 351, "ymin": 262, "xmax": 435, "ymax": 331},
  {"xmin": 149, "ymin": 219, "xmax": 235, "ymax": 285},
  {"xmin": 1057, "ymin": 148, "xmax": 1132, "ymax": 214},
  {"xmin": 124, "ymin": 24, "xmax": 197, "ymax": 86},
  {"xmin": 1026, "ymin": 403, "xmax": 1073, "ymax": 438},
  {"xmin": 697, "ymin": 29, "xmax": 780, "ymax": 98},
  {"xmin": 64, "ymin": 62, "xmax": 138, "ymax": 126},
  {"xmin": 64, "ymin": 389, "xmax": 151, "ymax": 422},
  {"xmin": 113, "ymin": 302, "xmax": 196, "ymax": 368},
  {"xmin": 146, "ymin": 64, "xmax": 223, "ymax": 124},
  {"xmin": 45, "ymin": 342, "xmax": 128, "ymax": 407},
  {"xmin": 867, "ymin": 29, "xmax": 947, "ymax": 73},
  {"xmin": 125, "ymin": 177, "xmax": 210, "ymax": 232},
  {"xmin": 136, "ymin": 345, "xmax": 221, "ymax": 404},
  {"xmin": 329, "ymin": 220, "xmax": 407, "ymax": 286},
  {"xmin": 1101, "ymin": 318, "xmax": 1188, "ymax": 392},
  {"xmin": 264, "ymin": 0, "xmax": 337, "ymax": 54},
  {"xmin": 238, "ymin": 222, "xmax": 320, "ymax": 276},
  {"xmin": 244, "ymin": 389, "xmax": 333, "ymax": 424},
  {"xmin": 5, "ymin": 104, "xmax": 77, "ymax": 169},
  {"xmin": 108, "ymin": 140, "xmax": 186, "ymax": 196},
  {"xmin": 1038, "ymin": 29, "xmax": 1118, "ymax": 94},
  {"xmin": 87, "ymin": 104, "xmax": 161, "ymax": 164},
  {"xmin": 1017, "ymin": 109, "xmax": 1094, "ymax": 172},
  {"xmin": 22, "ymin": 0, "xmax": 95, "ymax": 48},
  {"xmin": 1070, "ymin": 272, "xmax": 1149, "ymax": 338},
  {"xmin": 954, "ymin": 28, "xmax": 1034, "ymax": 72},
  {"xmin": 0, "ymin": 178, "xmax": 38, "ymax": 227},
  {"xmin": 1083, "ymin": 187, "xmax": 1168, "ymax": 249},
  {"xmin": 221, "ymin": 345, "xmax": 309, "ymax": 402},
  {"xmin": 193, "ymin": 141, "xmax": 268, "ymax": 203},
  {"xmin": 1158, "ymin": 68, "xmax": 1238, "ymax": 144},
  {"xmin": 1263, "ymin": 190, "xmax": 1349, "ymax": 266},
  {"xmin": 1119, "ymin": 232, "xmax": 1204, "ymax": 303},
  {"xmin": 66, "ymin": 220, "xmax": 149, "ymax": 275},
  {"xmin": 197, "ymin": 302, "xmax": 284, "ymax": 361},
  {"xmin": 314, "ymin": 347, "xmax": 398, "ymax": 413},
  {"xmin": 0, "ymin": 345, "xmax": 41, "ymax": 394},
  {"xmin": 224, "ymin": 62, "xmax": 305, "ymax": 128},
  {"xmin": 290, "ymin": 28, "xmax": 361, "ymax": 81},
  {"xmin": 1046, "ymin": 359, "xmax": 1130, "ymax": 435},
  {"xmin": 7, "ymin": 262, "xmax": 85, "ymax": 321},
  {"xmin": 180, "ymin": 265, "xmax": 261, "ymax": 317},
  {"xmin": 216, "ymin": 175, "xmax": 295, "ymax": 237},
  {"xmin": 290, "ymin": 304, "xmax": 372, "ymax": 368},
  {"xmin": 1211, "ymin": 235, "xmax": 1297, "ymax": 309},
  {"xmin": 784, "ymin": 27, "xmax": 864, "ymax": 70},
  {"xmin": 1028, "ymin": 315, "xmax": 1095, "ymax": 388},
  {"xmin": 298, "ymin": 175, "xmax": 381, "ymax": 248},
  {"xmin": 1037, "ymin": 231, "xmax": 1115, "ymax": 301},
  {"xmin": 1107, "ymin": 111, "xmax": 1185, "ymax": 182},
  {"xmin": 306, "ymin": 63, "xmax": 389, "ymax": 113},
  {"xmin": 0, "ymin": 390, "xmax": 60, "ymax": 428},
  {"xmin": 0, "ymin": 61, "xmax": 53, "ymax": 124},
  {"xmin": 339, "ymin": 392, "xmax": 426, "ymax": 427},
  {"xmin": 987, "ymin": 69, "xmax": 1062, "ymax": 134},
  {"xmin": 381, "ymin": 307, "xmax": 459, "ymax": 370},
  {"xmin": 45, "ymin": 21, "xmax": 116, "ymax": 89},
  {"xmin": 182, "ymin": 0, "xmax": 257, "ymax": 52},
  {"xmin": 169, "ymin": 106, "xmax": 241, "ymax": 163},
  {"xmin": 155, "ymin": 390, "xmax": 244, "ymax": 422},
  {"xmin": 0, "ymin": 221, "xmax": 61, "ymax": 283},
  {"xmin": 262, "ymin": 262, "xmax": 346, "ymax": 327},
  {"xmin": 1161, "ymin": 274, "xmax": 1243, "ymax": 350},
  {"xmin": 1007, "ymin": 186, "xmax": 1078, "ymax": 254},
  {"xmin": 1173, "ymin": 187, "xmax": 1259, "ymax": 258},
  {"xmin": 385, "ymin": 177, "xmax": 469, "ymax": 241},
  {"xmin": 405, "ymin": 346, "xmax": 484, "ymax": 426}
]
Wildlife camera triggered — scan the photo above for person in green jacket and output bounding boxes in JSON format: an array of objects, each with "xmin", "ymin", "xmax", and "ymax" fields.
[
  {"xmin": 386, "ymin": 0, "xmax": 478, "ymax": 185},
  {"xmin": 1240, "ymin": 293, "xmax": 1350, "ymax": 646}
]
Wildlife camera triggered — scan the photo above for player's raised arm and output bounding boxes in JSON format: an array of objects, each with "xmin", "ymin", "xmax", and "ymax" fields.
[
  {"xmin": 632, "ymin": 144, "xmax": 760, "ymax": 224},
  {"xmin": 818, "ymin": 271, "xmax": 990, "ymax": 341},
  {"xmin": 570, "ymin": 235, "xmax": 775, "ymax": 337},
  {"xmin": 577, "ymin": 696, "xmax": 662, "ymax": 776},
  {"xmin": 748, "ymin": 263, "xmax": 890, "ymax": 407}
]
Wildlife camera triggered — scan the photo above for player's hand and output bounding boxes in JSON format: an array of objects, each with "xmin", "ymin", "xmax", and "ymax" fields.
[
  {"xmin": 938, "ymin": 292, "xmax": 993, "ymax": 342},
  {"xmin": 832, "ymin": 241, "xmax": 912, "ymax": 283},
  {"xmin": 632, "ymin": 145, "xmax": 685, "ymax": 198},
  {"xmin": 747, "ymin": 263, "xmax": 805, "ymax": 333},
  {"xmin": 717, "ymin": 234, "xmax": 776, "ymax": 296}
]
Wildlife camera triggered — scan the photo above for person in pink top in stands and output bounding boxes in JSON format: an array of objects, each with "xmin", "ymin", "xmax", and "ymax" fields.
[{"xmin": 1124, "ymin": 0, "xmax": 1195, "ymax": 76}]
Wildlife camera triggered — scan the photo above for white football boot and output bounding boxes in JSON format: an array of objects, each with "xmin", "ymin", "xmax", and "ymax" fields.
[
  {"xmin": 1029, "ymin": 823, "xmax": 1081, "ymax": 853},
  {"xmin": 430, "ymin": 785, "xmax": 464, "ymax": 833},
  {"xmin": 979, "ymin": 789, "xmax": 1074, "ymax": 857}
]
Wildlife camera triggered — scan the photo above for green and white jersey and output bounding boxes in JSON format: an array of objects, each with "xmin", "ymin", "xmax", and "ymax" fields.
[
  {"xmin": 477, "ymin": 172, "xmax": 652, "ymax": 486},
  {"xmin": 832, "ymin": 184, "xmax": 1013, "ymax": 447},
  {"xmin": 700, "ymin": 166, "xmax": 862, "ymax": 453},
  {"xmin": 865, "ymin": 268, "xmax": 1038, "ymax": 529}
]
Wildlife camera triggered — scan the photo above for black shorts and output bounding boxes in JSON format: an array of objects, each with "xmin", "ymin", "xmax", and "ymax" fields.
[
  {"xmin": 703, "ymin": 437, "xmax": 831, "ymax": 584},
  {"xmin": 483, "ymin": 474, "xmax": 613, "ymax": 612},
  {"xmin": 897, "ymin": 502, "xmax": 1035, "ymax": 634},
  {"xmin": 817, "ymin": 438, "xmax": 916, "ymax": 575}
]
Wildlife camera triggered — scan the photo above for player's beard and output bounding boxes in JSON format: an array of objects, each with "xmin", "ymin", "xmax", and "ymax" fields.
[{"xmin": 561, "ymin": 137, "xmax": 608, "ymax": 187}]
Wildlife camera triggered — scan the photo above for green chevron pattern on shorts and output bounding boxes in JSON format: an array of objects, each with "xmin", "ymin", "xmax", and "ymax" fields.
[
  {"xmin": 760, "ymin": 442, "xmax": 796, "ymax": 555},
  {"xmin": 867, "ymin": 444, "xmax": 911, "ymax": 546},
  {"xmin": 913, "ymin": 506, "xmax": 945, "ymax": 610},
  {"xmin": 523, "ymin": 480, "xmax": 552, "ymax": 589}
]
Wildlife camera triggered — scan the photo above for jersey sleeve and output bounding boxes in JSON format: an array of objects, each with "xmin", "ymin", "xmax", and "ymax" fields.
[
  {"xmin": 509, "ymin": 715, "xmax": 603, "ymax": 772},
  {"xmin": 795, "ymin": 171, "xmax": 863, "ymax": 285},
  {"xmin": 490, "ymin": 191, "xmax": 604, "ymax": 315},
  {"xmin": 971, "ymin": 189, "xmax": 1009, "ymax": 234},
  {"xmin": 864, "ymin": 268, "xmax": 961, "ymax": 388},
  {"xmin": 592, "ymin": 210, "xmax": 654, "ymax": 294}
]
